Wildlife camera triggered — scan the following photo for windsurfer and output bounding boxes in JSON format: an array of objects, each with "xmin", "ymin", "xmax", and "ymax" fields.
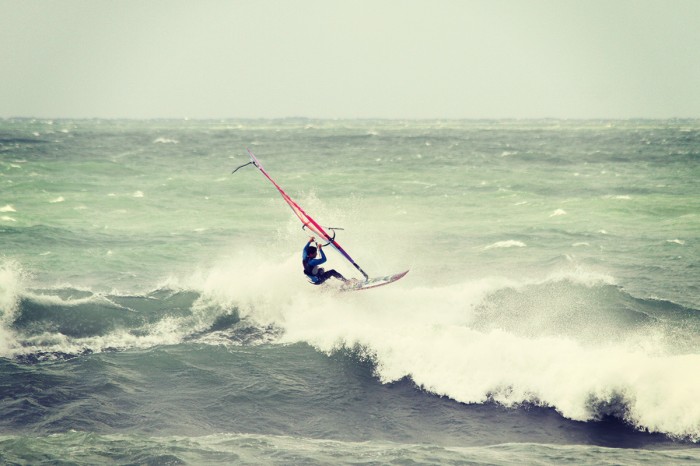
[{"xmin": 302, "ymin": 237, "xmax": 348, "ymax": 285}]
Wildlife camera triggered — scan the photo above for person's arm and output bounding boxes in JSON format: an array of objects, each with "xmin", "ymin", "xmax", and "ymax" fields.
[
  {"xmin": 307, "ymin": 245, "xmax": 328, "ymax": 267},
  {"xmin": 302, "ymin": 237, "xmax": 316, "ymax": 259}
]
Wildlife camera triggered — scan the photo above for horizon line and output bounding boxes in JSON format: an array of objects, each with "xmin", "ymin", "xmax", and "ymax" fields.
[{"xmin": 3, "ymin": 116, "xmax": 700, "ymax": 122}]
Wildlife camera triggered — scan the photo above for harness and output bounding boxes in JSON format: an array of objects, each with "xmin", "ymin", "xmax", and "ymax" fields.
[
  {"xmin": 303, "ymin": 258, "xmax": 317, "ymax": 277},
  {"xmin": 303, "ymin": 256, "xmax": 326, "ymax": 284}
]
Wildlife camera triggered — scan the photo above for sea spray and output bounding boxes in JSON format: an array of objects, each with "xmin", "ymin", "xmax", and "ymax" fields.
[
  {"xmin": 0, "ymin": 260, "xmax": 26, "ymax": 355},
  {"xmin": 273, "ymin": 270, "xmax": 700, "ymax": 440}
]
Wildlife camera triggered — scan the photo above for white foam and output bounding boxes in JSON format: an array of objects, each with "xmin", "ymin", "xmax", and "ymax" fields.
[
  {"xmin": 17, "ymin": 319, "xmax": 187, "ymax": 357},
  {"xmin": 153, "ymin": 137, "xmax": 179, "ymax": 144},
  {"xmin": 180, "ymin": 255, "xmax": 695, "ymax": 440},
  {"xmin": 132, "ymin": 191, "xmax": 144, "ymax": 198},
  {"xmin": 49, "ymin": 196, "xmax": 65, "ymax": 203},
  {"xmin": 0, "ymin": 204, "xmax": 16, "ymax": 212},
  {"xmin": 272, "ymin": 275, "xmax": 700, "ymax": 439},
  {"xmin": 666, "ymin": 239, "xmax": 686, "ymax": 245},
  {"xmin": 5, "ymin": 286, "xmax": 202, "ymax": 358},
  {"xmin": 0, "ymin": 261, "xmax": 23, "ymax": 320},
  {"xmin": 484, "ymin": 240, "xmax": 526, "ymax": 250},
  {"xmin": 1, "ymin": 216, "xmax": 16, "ymax": 222},
  {"xmin": 22, "ymin": 290, "xmax": 112, "ymax": 308},
  {"xmin": 0, "ymin": 260, "xmax": 24, "ymax": 355},
  {"xmin": 8, "ymin": 244, "xmax": 697, "ymax": 439},
  {"xmin": 549, "ymin": 209, "xmax": 567, "ymax": 217}
]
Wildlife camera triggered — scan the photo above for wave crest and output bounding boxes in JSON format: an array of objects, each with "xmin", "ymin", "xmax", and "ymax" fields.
[{"xmin": 5, "ymin": 256, "xmax": 700, "ymax": 441}]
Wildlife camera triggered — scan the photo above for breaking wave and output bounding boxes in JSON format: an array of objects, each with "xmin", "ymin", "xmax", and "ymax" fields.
[{"xmin": 2, "ymin": 256, "xmax": 700, "ymax": 441}]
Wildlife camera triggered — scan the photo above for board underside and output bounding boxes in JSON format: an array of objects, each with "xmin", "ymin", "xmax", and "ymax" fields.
[{"xmin": 342, "ymin": 270, "xmax": 409, "ymax": 291}]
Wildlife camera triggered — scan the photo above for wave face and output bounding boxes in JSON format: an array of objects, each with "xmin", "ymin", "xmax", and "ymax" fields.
[
  {"xmin": 1, "ymin": 119, "xmax": 699, "ymax": 463},
  {"xmin": 3, "ymin": 262, "xmax": 700, "ymax": 444}
]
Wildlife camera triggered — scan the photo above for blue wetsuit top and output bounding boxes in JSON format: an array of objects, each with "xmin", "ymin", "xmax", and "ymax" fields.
[{"xmin": 302, "ymin": 241, "xmax": 326, "ymax": 283}]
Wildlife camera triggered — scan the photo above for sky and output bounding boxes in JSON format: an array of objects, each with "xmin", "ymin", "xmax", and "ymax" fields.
[{"xmin": 1, "ymin": 0, "xmax": 699, "ymax": 119}]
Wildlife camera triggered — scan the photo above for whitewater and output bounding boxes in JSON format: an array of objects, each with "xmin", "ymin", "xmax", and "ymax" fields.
[{"xmin": 1, "ymin": 119, "xmax": 699, "ymax": 464}]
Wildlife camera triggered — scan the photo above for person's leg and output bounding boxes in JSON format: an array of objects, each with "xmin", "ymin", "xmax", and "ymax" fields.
[
  {"xmin": 327, "ymin": 269, "xmax": 346, "ymax": 282},
  {"xmin": 317, "ymin": 269, "xmax": 346, "ymax": 284}
]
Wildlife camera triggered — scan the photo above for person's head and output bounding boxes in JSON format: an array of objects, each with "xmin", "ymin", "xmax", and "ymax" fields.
[{"xmin": 307, "ymin": 246, "xmax": 317, "ymax": 257}]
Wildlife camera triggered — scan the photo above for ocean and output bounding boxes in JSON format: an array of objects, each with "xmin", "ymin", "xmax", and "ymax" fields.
[{"xmin": 1, "ymin": 118, "xmax": 699, "ymax": 464}]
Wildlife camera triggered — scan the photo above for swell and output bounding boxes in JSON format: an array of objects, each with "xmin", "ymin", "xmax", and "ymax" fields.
[
  {"xmin": 471, "ymin": 279, "xmax": 700, "ymax": 352},
  {"xmin": 2, "ymin": 286, "xmax": 280, "ymax": 362},
  {"xmin": 3, "ymin": 272, "xmax": 700, "ymax": 441},
  {"xmin": 1, "ymin": 432, "xmax": 698, "ymax": 465},
  {"xmin": 5, "ymin": 275, "xmax": 700, "ymax": 350},
  {"xmin": 273, "ymin": 274, "xmax": 700, "ymax": 442}
]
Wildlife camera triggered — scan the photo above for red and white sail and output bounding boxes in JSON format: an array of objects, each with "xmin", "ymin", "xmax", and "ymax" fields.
[{"xmin": 246, "ymin": 148, "xmax": 369, "ymax": 280}]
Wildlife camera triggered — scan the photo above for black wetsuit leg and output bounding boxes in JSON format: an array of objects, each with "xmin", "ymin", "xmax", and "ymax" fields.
[{"xmin": 315, "ymin": 269, "xmax": 346, "ymax": 284}]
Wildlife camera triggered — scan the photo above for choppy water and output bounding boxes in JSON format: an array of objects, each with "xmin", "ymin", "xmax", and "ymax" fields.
[{"xmin": 1, "ymin": 119, "xmax": 699, "ymax": 464}]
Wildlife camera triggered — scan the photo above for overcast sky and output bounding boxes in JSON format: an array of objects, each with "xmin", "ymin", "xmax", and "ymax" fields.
[{"xmin": 2, "ymin": 0, "xmax": 699, "ymax": 119}]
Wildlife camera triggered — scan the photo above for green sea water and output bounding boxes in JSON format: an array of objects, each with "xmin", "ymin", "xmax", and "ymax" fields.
[
  {"xmin": 3, "ymin": 119, "xmax": 698, "ymax": 300},
  {"xmin": 1, "ymin": 119, "xmax": 699, "ymax": 464}
]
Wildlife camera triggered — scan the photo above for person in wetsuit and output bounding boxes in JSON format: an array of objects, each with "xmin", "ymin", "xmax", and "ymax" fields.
[{"xmin": 302, "ymin": 237, "xmax": 347, "ymax": 285}]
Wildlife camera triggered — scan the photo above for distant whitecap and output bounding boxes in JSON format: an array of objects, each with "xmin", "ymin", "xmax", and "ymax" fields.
[
  {"xmin": 49, "ymin": 196, "xmax": 65, "ymax": 203},
  {"xmin": 550, "ymin": 209, "xmax": 567, "ymax": 217},
  {"xmin": 0, "ymin": 204, "xmax": 16, "ymax": 212},
  {"xmin": 484, "ymin": 240, "xmax": 526, "ymax": 250},
  {"xmin": 666, "ymin": 239, "xmax": 685, "ymax": 245},
  {"xmin": 153, "ymin": 137, "xmax": 179, "ymax": 144},
  {"xmin": 132, "ymin": 191, "xmax": 144, "ymax": 198}
]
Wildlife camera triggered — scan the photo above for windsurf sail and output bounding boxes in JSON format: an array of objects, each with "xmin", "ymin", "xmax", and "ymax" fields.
[{"xmin": 243, "ymin": 148, "xmax": 370, "ymax": 280}]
